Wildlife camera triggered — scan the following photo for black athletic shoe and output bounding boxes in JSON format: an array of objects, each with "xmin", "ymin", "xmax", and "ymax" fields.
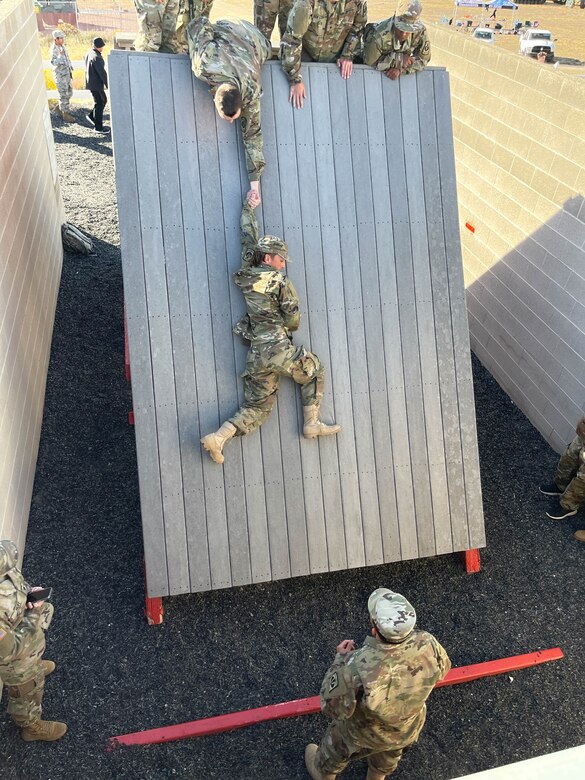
[
  {"xmin": 94, "ymin": 126, "xmax": 111, "ymax": 134},
  {"xmin": 539, "ymin": 482, "xmax": 563, "ymax": 496},
  {"xmin": 546, "ymin": 503, "xmax": 578, "ymax": 520}
]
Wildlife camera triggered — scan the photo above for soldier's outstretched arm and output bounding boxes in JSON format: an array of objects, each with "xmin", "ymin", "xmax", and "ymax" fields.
[
  {"xmin": 280, "ymin": 0, "xmax": 312, "ymax": 87},
  {"xmin": 240, "ymin": 98, "xmax": 266, "ymax": 184},
  {"xmin": 401, "ymin": 28, "xmax": 431, "ymax": 74},
  {"xmin": 340, "ymin": 0, "xmax": 368, "ymax": 61},
  {"xmin": 362, "ymin": 25, "xmax": 398, "ymax": 72},
  {"xmin": 240, "ymin": 200, "xmax": 260, "ymax": 266}
]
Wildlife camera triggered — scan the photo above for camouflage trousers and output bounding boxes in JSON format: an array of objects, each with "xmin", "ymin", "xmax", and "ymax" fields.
[
  {"xmin": 229, "ymin": 341, "xmax": 324, "ymax": 435},
  {"xmin": 316, "ymin": 721, "xmax": 408, "ymax": 776},
  {"xmin": 555, "ymin": 434, "xmax": 585, "ymax": 512},
  {"xmin": 0, "ymin": 603, "xmax": 53, "ymax": 727},
  {"xmin": 54, "ymin": 70, "xmax": 73, "ymax": 111},
  {"xmin": 176, "ymin": 0, "xmax": 214, "ymax": 54},
  {"xmin": 253, "ymin": 0, "xmax": 293, "ymax": 42},
  {"xmin": 134, "ymin": 0, "xmax": 182, "ymax": 53}
]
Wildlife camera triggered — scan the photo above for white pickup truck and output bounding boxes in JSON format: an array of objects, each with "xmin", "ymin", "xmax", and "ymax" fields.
[{"xmin": 519, "ymin": 29, "xmax": 555, "ymax": 62}]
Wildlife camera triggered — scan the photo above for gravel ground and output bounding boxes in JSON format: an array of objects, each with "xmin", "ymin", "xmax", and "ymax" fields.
[{"xmin": 1, "ymin": 106, "xmax": 583, "ymax": 780}]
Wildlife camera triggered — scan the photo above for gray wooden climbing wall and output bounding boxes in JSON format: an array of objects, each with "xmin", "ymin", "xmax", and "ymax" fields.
[{"xmin": 109, "ymin": 51, "xmax": 485, "ymax": 598}]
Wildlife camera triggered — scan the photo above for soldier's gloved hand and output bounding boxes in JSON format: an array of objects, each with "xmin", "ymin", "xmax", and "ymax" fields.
[
  {"xmin": 336, "ymin": 639, "xmax": 356, "ymax": 655},
  {"xmin": 384, "ymin": 67, "xmax": 401, "ymax": 81},
  {"xmin": 337, "ymin": 58, "xmax": 353, "ymax": 79},
  {"xmin": 289, "ymin": 82, "xmax": 306, "ymax": 110}
]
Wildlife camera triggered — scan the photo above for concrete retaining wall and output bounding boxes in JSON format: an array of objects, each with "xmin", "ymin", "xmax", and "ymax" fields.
[
  {"xmin": 429, "ymin": 26, "xmax": 585, "ymax": 453},
  {"xmin": 0, "ymin": 0, "xmax": 64, "ymax": 549}
]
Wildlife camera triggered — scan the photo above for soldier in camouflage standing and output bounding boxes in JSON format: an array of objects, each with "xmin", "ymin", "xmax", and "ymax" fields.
[
  {"xmin": 50, "ymin": 30, "xmax": 75, "ymax": 123},
  {"xmin": 305, "ymin": 588, "xmax": 450, "ymax": 780},
  {"xmin": 540, "ymin": 415, "xmax": 585, "ymax": 525},
  {"xmin": 254, "ymin": 0, "xmax": 293, "ymax": 43},
  {"xmin": 0, "ymin": 540, "xmax": 66, "ymax": 742},
  {"xmin": 362, "ymin": 0, "xmax": 430, "ymax": 81},
  {"xmin": 186, "ymin": 0, "xmax": 271, "ymax": 205},
  {"xmin": 201, "ymin": 197, "xmax": 340, "ymax": 464},
  {"xmin": 280, "ymin": 0, "xmax": 367, "ymax": 109},
  {"xmin": 134, "ymin": 0, "xmax": 182, "ymax": 53}
]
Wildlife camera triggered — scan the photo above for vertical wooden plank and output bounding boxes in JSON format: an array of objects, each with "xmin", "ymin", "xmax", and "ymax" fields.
[
  {"xmin": 435, "ymin": 70, "xmax": 485, "ymax": 549},
  {"xmin": 128, "ymin": 54, "xmax": 190, "ymax": 595},
  {"xmin": 309, "ymin": 66, "xmax": 366, "ymax": 569},
  {"xmin": 330, "ymin": 68, "xmax": 383, "ymax": 566},
  {"xmin": 290, "ymin": 67, "xmax": 347, "ymax": 573},
  {"xmin": 271, "ymin": 63, "xmax": 332, "ymax": 575},
  {"xmin": 401, "ymin": 71, "xmax": 450, "ymax": 557},
  {"xmin": 362, "ymin": 68, "xmax": 405, "ymax": 563},
  {"xmin": 417, "ymin": 69, "xmax": 466, "ymax": 554},
  {"xmin": 109, "ymin": 52, "xmax": 169, "ymax": 596},
  {"xmin": 169, "ymin": 58, "xmax": 213, "ymax": 592},
  {"xmin": 190, "ymin": 68, "xmax": 238, "ymax": 589}
]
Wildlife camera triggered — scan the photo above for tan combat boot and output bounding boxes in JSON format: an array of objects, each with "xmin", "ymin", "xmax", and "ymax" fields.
[
  {"xmin": 303, "ymin": 406, "xmax": 341, "ymax": 439},
  {"xmin": 42, "ymin": 660, "xmax": 56, "ymax": 676},
  {"xmin": 304, "ymin": 744, "xmax": 337, "ymax": 780},
  {"xmin": 21, "ymin": 720, "xmax": 68, "ymax": 742},
  {"xmin": 366, "ymin": 769, "xmax": 387, "ymax": 780},
  {"xmin": 201, "ymin": 422, "xmax": 237, "ymax": 464},
  {"xmin": 61, "ymin": 111, "xmax": 75, "ymax": 122},
  {"xmin": 575, "ymin": 530, "xmax": 585, "ymax": 542}
]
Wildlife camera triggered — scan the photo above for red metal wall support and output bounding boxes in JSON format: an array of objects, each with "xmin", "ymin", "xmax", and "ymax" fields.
[
  {"xmin": 107, "ymin": 648, "xmax": 563, "ymax": 749},
  {"xmin": 462, "ymin": 548, "xmax": 481, "ymax": 573}
]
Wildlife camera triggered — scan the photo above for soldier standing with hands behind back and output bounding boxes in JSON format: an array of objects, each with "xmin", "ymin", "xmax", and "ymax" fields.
[
  {"xmin": 50, "ymin": 30, "xmax": 75, "ymax": 123},
  {"xmin": 305, "ymin": 588, "xmax": 450, "ymax": 780},
  {"xmin": 0, "ymin": 540, "xmax": 66, "ymax": 742}
]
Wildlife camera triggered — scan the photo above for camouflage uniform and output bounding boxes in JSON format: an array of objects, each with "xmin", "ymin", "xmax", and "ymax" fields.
[
  {"xmin": 186, "ymin": 1, "xmax": 271, "ymax": 182},
  {"xmin": 362, "ymin": 16, "xmax": 430, "ymax": 75},
  {"xmin": 50, "ymin": 40, "xmax": 73, "ymax": 113},
  {"xmin": 134, "ymin": 0, "xmax": 183, "ymax": 53},
  {"xmin": 254, "ymin": 0, "xmax": 294, "ymax": 42},
  {"xmin": 315, "ymin": 592, "xmax": 450, "ymax": 777},
  {"xmin": 228, "ymin": 202, "xmax": 324, "ymax": 435},
  {"xmin": 555, "ymin": 417, "xmax": 585, "ymax": 512},
  {"xmin": 0, "ymin": 541, "xmax": 54, "ymax": 728},
  {"xmin": 280, "ymin": 0, "xmax": 367, "ymax": 84}
]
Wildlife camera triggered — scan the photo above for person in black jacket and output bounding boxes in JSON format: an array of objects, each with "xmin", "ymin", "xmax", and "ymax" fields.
[{"xmin": 84, "ymin": 37, "xmax": 109, "ymax": 134}]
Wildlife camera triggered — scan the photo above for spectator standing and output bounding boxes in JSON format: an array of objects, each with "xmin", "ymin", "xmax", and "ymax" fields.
[
  {"xmin": 50, "ymin": 29, "xmax": 74, "ymax": 123},
  {"xmin": 84, "ymin": 37, "xmax": 110, "ymax": 134}
]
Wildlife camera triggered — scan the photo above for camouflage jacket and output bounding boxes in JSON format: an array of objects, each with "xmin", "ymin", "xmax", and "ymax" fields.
[
  {"xmin": 280, "ymin": 0, "xmax": 367, "ymax": 84},
  {"xmin": 0, "ymin": 542, "xmax": 47, "ymax": 666},
  {"xmin": 576, "ymin": 417, "xmax": 585, "ymax": 440},
  {"xmin": 233, "ymin": 203, "xmax": 300, "ymax": 345},
  {"xmin": 320, "ymin": 632, "xmax": 451, "ymax": 749},
  {"xmin": 362, "ymin": 17, "xmax": 430, "ymax": 74},
  {"xmin": 50, "ymin": 42, "xmax": 73, "ymax": 76},
  {"xmin": 187, "ymin": 1, "xmax": 271, "ymax": 181}
]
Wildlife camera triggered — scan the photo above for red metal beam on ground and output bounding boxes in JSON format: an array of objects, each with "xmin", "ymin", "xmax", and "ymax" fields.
[
  {"xmin": 106, "ymin": 648, "xmax": 563, "ymax": 750},
  {"xmin": 463, "ymin": 548, "xmax": 481, "ymax": 574}
]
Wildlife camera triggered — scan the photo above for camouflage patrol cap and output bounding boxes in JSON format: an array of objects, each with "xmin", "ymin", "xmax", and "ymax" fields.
[
  {"xmin": 53, "ymin": 29, "xmax": 65, "ymax": 39},
  {"xmin": 257, "ymin": 235, "xmax": 289, "ymax": 261},
  {"xmin": 368, "ymin": 587, "xmax": 416, "ymax": 643},
  {"xmin": 394, "ymin": 0, "xmax": 422, "ymax": 32}
]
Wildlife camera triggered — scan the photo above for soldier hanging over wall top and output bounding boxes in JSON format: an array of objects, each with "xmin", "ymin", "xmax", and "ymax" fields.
[
  {"xmin": 362, "ymin": 0, "xmax": 430, "ymax": 81},
  {"xmin": 280, "ymin": 0, "xmax": 368, "ymax": 108},
  {"xmin": 185, "ymin": 0, "xmax": 271, "ymax": 206},
  {"xmin": 200, "ymin": 197, "xmax": 341, "ymax": 465}
]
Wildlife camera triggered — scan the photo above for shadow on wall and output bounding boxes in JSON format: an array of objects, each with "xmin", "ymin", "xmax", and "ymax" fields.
[{"xmin": 464, "ymin": 195, "xmax": 585, "ymax": 453}]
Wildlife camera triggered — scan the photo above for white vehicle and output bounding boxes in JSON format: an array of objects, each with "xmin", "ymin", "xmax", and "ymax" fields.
[
  {"xmin": 519, "ymin": 29, "xmax": 555, "ymax": 61},
  {"xmin": 472, "ymin": 28, "xmax": 496, "ymax": 44}
]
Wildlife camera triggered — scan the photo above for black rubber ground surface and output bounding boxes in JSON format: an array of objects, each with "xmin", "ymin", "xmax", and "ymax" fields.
[{"xmin": 1, "ymin": 108, "xmax": 583, "ymax": 780}]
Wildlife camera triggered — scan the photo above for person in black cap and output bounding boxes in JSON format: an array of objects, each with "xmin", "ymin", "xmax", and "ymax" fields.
[{"xmin": 84, "ymin": 37, "xmax": 109, "ymax": 134}]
